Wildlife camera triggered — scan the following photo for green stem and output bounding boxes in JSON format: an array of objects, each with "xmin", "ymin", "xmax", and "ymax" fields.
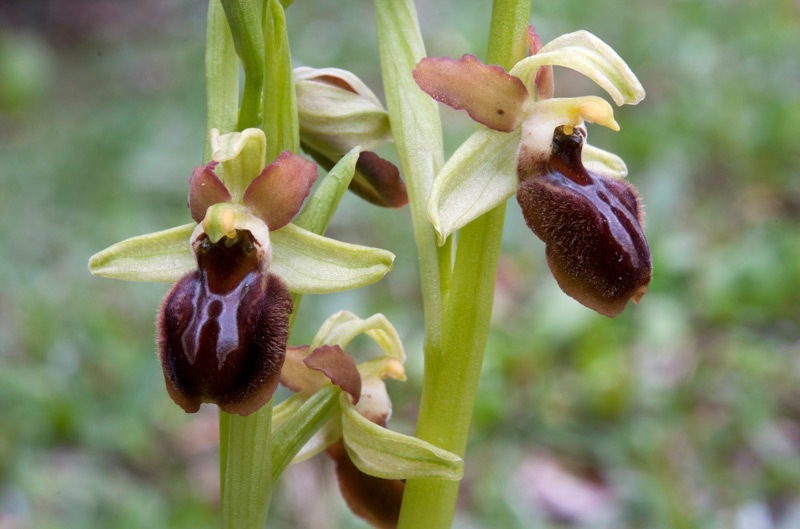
[
  {"xmin": 205, "ymin": 0, "xmax": 240, "ymax": 505},
  {"xmin": 216, "ymin": 1, "xmax": 297, "ymax": 527},
  {"xmin": 221, "ymin": 403, "xmax": 274, "ymax": 528},
  {"xmin": 204, "ymin": 0, "xmax": 239, "ymax": 163},
  {"xmin": 396, "ymin": 0, "xmax": 529, "ymax": 527},
  {"xmin": 220, "ymin": 0, "xmax": 265, "ymax": 130},
  {"xmin": 373, "ymin": 0, "xmax": 448, "ymax": 368}
]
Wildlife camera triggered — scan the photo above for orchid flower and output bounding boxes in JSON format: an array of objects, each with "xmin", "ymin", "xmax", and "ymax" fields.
[
  {"xmin": 274, "ymin": 311, "xmax": 463, "ymax": 529},
  {"xmin": 416, "ymin": 28, "xmax": 651, "ymax": 317},
  {"xmin": 89, "ymin": 129, "xmax": 395, "ymax": 415}
]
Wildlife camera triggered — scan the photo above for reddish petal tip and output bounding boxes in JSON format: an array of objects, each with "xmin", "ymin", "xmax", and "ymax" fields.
[
  {"xmin": 243, "ymin": 151, "xmax": 318, "ymax": 230},
  {"xmin": 188, "ymin": 162, "xmax": 230, "ymax": 223},
  {"xmin": 414, "ymin": 54, "xmax": 528, "ymax": 132},
  {"xmin": 350, "ymin": 151, "xmax": 408, "ymax": 208},
  {"xmin": 304, "ymin": 344, "xmax": 362, "ymax": 403}
]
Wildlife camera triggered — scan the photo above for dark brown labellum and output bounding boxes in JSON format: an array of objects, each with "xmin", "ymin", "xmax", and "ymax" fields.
[
  {"xmin": 517, "ymin": 126, "xmax": 652, "ymax": 317},
  {"xmin": 157, "ymin": 231, "xmax": 292, "ymax": 415}
]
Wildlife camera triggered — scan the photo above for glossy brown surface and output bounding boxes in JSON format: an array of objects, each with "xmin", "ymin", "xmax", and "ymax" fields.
[
  {"xmin": 157, "ymin": 232, "xmax": 292, "ymax": 415},
  {"xmin": 517, "ymin": 127, "xmax": 651, "ymax": 317}
]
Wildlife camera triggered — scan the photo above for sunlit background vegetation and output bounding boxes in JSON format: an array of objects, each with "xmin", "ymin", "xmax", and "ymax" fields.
[{"xmin": 2, "ymin": 1, "xmax": 799, "ymax": 528}]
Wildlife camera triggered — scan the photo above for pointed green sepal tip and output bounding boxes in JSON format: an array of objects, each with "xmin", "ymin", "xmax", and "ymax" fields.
[
  {"xmin": 88, "ymin": 223, "xmax": 196, "ymax": 282},
  {"xmin": 340, "ymin": 393, "xmax": 463, "ymax": 481},
  {"xmin": 271, "ymin": 223, "xmax": 395, "ymax": 294}
]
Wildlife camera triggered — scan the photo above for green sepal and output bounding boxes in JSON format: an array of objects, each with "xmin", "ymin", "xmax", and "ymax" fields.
[
  {"xmin": 510, "ymin": 30, "xmax": 645, "ymax": 107},
  {"xmin": 210, "ymin": 128, "xmax": 267, "ymax": 202},
  {"xmin": 427, "ymin": 126, "xmax": 521, "ymax": 245},
  {"xmin": 310, "ymin": 310, "xmax": 405, "ymax": 363},
  {"xmin": 272, "ymin": 391, "xmax": 344, "ymax": 464},
  {"xmin": 271, "ymin": 223, "xmax": 395, "ymax": 293},
  {"xmin": 582, "ymin": 143, "xmax": 628, "ymax": 179},
  {"xmin": 270, "ymin": 385, "xmax": 340, "ymax": 482},
  {"xmin": 293, "ymin": 146, "xmax": 360, "ymax": 235},
  {"xmin": 88, "ymin": 223, "xmax": 195, "ymax": 282},
  {"xmin": 340, "ymin": 393, "xmax": 463, "ymax": 481}
]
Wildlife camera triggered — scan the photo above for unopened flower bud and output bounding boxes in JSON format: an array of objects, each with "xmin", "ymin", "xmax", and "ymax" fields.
[{"xmin": 295, "ymin": 67, "xmax": 407, "ymax": 208}]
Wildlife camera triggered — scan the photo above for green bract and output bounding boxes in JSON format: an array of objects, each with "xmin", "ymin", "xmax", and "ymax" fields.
[{"xmin": 340, "ymin": 393, "xmax": 463, "ymax": 480}]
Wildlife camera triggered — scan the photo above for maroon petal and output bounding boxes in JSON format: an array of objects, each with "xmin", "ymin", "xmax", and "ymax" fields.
[
  {"xmin": 280, "ymin": 345, "xmax": 328, "ymax": 393},
  {"xmin": 516, "ymin": 126, "xmax": 651, "ymax": 317},
  {"xmin": 351, "ymin": 151, "xmax": 408, "ymax": 208},
  {"xmin": 188, "ymin": 162, "xmax": 231, "ymax": 223},
  {"xmin": 304, "ymin": 344, "xmax": 362, "ymax": 403},
  {"xmin": 527, "ymin": 26, "xmax": 554, "ymax": 100},
  {"xmin": 157, "ymin": 231, "xmax": 293, "ymax": 415},
  {"xmin": 413, "ymin": 54, "xmax": 529, "ymax": 132},
  {"xmin": 301, "ymin": 145, "xmax": 408, "ymax": 209},
  {"xmin": 327, "ymin": 439, "xmax": 404, "ymax": 529},
  {"xmin": 242, "ymin": 151, "xmax": 318, "ymax": 230}
]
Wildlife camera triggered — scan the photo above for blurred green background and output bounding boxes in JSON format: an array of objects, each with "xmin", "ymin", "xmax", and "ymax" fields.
[{"xmin": 1, "ymin": 1, "xmax": 799, "ymax": 528}]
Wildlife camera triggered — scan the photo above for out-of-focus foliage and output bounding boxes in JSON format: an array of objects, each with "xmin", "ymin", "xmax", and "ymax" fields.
[{"xmin": 1, "ymin": 1, "xmax": 798, "ymax": 528}]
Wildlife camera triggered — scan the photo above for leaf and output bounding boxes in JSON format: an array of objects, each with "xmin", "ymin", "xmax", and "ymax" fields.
[
  {"xmin": 427, "ymin": 126, "xmax": 521, "ymax": 245},
  {"xmin": 293, "ymin": 147, "xmax": 360, "ymax": 235},
  {"xmin": 270, "ymin": 223, "xmax": 395, "ymax": 293},
  {"xmin": 88, "ymin": 223, "xmax": 195, "ymax": 282},
  {"xmin": 270, "ymin": 386, "xmax": 340, "ymax": 482},
  {"xmin": 340, "ymin": 394, "xmax": 463, "ymax": 481}
]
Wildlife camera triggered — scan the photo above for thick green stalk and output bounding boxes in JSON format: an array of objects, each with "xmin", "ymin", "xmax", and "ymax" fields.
[
  {"xmin": 205, "ymin": 0, "xmax": 239, "ymax": 498},
  {"xmin": 217, "ymin": 1, "xmax": 297, "ymax": 527},
  {"xmin": 221, "ymin": 404, "xmax": 274, "ymax": 527},
  {"xmin": 204, "ymin": 0, "xmax": 239, "ymax": 163},
  {"xmin": 220, "ymin": 0, "xmax": 265, "ymax": 130},
  {"xmin": 373, "ymin": 0, "xmax": 448, "ymax": 369},
  {"xmin": 396, "ymin": 0, "xmax": 530, "ymax": 527}
]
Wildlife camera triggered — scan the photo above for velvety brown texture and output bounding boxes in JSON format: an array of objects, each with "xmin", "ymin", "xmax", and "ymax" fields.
[
  {"xmin": 327, "ymin": 439, "xmax": 405, "ymax": 529},
  {"xmin": 517, "ymin": 127, "xmax": 651, "ymax": 317},
  {"xmin": 157, "ymin": 232, "xmax": 293, "ymax": 415}
]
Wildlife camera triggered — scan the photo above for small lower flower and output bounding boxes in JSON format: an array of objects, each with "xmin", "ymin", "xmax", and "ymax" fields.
[{"xmin": 275, "ymin": 311, "xmax": 463, "ymax": 529}]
